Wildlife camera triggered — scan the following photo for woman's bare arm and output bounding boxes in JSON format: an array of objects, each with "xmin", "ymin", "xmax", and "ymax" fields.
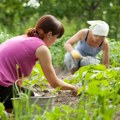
[
  {"xmin": 64, "ymin": 29, "xmax": 88, "ymax": 52},
  {"xmin": 35, "ymin": 45, "xmax": 78, "ymax": 92},
  {"xmin": 102, "ymin": 39, "xmax": 110, "ymax": 68}
]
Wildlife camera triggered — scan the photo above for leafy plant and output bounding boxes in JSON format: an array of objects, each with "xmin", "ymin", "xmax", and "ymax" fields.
[
  {"xmin": 0, "ymin": 102, "xmax": 8, "ymax": 120},
  {"xmin": 50, "ymin": 35, "xmax": 71, "ymax": 66}
]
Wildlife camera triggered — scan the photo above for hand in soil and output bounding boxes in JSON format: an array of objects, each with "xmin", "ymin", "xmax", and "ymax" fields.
[{"xmin": 71, "ymin": 86, "xmax": 80, "ymax": 96}]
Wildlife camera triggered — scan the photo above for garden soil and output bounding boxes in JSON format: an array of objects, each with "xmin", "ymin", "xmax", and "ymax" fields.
[
  {"xmin": 54, "ymin": 67, "xmax": 80, "ymax": 106},
  {"xmin": 39, "ymin": 66, "xmax": 80, "ymax": 107}
]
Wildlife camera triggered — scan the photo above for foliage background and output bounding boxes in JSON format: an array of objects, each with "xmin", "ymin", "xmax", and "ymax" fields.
[{"xmin": 0, "ymin": 0, "xmax": 120, "ymax": 40}]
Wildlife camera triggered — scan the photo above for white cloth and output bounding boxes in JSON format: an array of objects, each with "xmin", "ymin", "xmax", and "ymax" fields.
[
  {"xmin": 80, "ymin": 56, "xmax": 100, "ymax": 66},
  {"xmin": 87, "ymin": 20, "xmax": 109, "ymax": 36}
]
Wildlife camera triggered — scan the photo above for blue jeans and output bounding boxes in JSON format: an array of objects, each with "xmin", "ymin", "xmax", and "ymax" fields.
[{"xmin": 64, "ymin": 52, "xmax": 100, "ymax": 71}]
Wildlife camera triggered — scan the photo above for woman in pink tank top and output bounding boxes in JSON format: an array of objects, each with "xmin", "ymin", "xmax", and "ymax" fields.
[{"xmin": 0, "ymin": 15, "xmax": 78, "ymax": 112}]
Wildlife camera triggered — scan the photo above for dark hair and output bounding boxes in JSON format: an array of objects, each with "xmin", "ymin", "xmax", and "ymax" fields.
[{"xmin": 26, "ymin": 15, "xmax": 64, "ymax": 39}]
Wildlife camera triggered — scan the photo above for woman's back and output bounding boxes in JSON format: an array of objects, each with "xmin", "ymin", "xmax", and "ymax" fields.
[{"xmin": 0, "ymin": 35, "xmax": 45, "ymax": 87}]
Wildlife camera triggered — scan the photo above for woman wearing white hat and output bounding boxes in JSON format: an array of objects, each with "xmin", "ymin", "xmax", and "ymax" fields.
[{"xmin": 64, "ymin": 20, "xmax": 109, "ymax": 74}]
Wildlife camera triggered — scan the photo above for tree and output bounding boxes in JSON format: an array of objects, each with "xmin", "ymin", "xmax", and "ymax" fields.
[{"xmin": 0, "ymin": 0, "xmax": 119, "ymax": 40}]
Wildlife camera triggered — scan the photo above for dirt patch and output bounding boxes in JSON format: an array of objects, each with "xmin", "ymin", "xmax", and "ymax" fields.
[
  {"xmin": 33, "ymin": 66, "xmax": 79, "ymax": 106},
  {"xmin": 54, "ymin": 67, "xmax": 79, "ymax": 105},
  {"xmin": 40, "ymin": 67, "xmax": 80, "ymax": 106},
  {"xmin": 54, "ymin": 66, "xmax": 71, "ymax": 79}
]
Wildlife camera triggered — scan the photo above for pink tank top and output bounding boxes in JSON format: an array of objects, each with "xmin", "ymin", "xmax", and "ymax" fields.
[{"xmin": 0, "ymin": 35, "xmax": 45, "ymax": 87}]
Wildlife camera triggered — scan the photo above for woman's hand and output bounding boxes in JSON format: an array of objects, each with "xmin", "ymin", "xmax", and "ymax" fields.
[
  {"xmin": 71, "ymin": 86, "xmax": 80, "ymax": 96},
  {"xmin": 71, "ymin": 50, "xmax": 82, "ymax": 60}
]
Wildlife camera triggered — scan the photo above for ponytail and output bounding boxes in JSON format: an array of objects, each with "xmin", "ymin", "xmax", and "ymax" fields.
[
  {"xmin": 25, "ymin": 15, "xmax": 64, "ymax": 40},
  {"xmin": 25, "ymin": 28, "xmax": 44, "ymax": 39},
  {"xmin": 25, "ymin": 28, "xmax": 36, "ymax": 37}
]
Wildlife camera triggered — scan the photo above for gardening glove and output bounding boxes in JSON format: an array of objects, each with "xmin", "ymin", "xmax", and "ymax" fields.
[{"xmin": 71, "ymin": 50, "xmax": 82, "ymax": 60}]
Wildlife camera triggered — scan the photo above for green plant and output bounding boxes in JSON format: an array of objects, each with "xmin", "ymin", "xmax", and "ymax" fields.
[
  {"xmin": 50, "ymin": 35, "xmax": 71, "ymax": 67},
  {"xmin": 0, "ymin": 102, "xmax": 8, "ymax": 120}
]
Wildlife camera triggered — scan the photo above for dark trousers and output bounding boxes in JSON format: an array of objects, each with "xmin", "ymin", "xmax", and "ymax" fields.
[{"xmin": 0, "ymin": 85, "xmax": 34, "ymax": 109}]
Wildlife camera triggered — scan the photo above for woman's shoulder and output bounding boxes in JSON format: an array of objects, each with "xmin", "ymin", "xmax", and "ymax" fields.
[
  {"xmin": 79, "ymin": 28, "xmax": 89, "ymax": 33},
  {"xmin": 77, "ymin": 28, "xmax": 89, "ymax": 39},
  {"xmin": 78, "ymin": 28, "xmax": 89, "ymax": 35},
  {"xmin": 35, "ymin": 45, "xmax": 50, "ymax": 59}
]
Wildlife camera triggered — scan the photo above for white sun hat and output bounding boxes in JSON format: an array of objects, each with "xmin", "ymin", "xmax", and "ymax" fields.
[{"xmin": 87, "ymin": 20, "xmax": 109, "ymax": 36}]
